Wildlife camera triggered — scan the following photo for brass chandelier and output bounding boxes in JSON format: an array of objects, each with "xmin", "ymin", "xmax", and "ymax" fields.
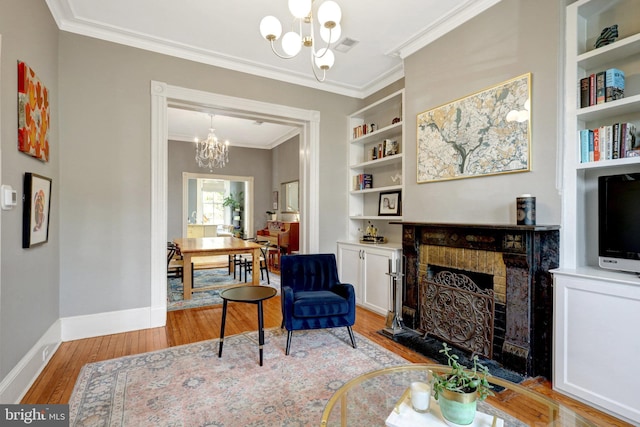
[{"xmin": 259, "ymin": 0, "xmax": 343, "ymax": 82}]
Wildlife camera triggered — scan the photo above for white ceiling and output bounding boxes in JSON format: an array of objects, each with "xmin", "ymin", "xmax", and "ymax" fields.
[{"xmin": 45, "ymin": 0, "xmax": 501, "ymax": 148}]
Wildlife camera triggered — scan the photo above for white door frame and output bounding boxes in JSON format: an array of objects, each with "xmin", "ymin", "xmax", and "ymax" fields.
[{"xmin": 150, "ymin": 81, "xmax": 320, "ymax": 326}]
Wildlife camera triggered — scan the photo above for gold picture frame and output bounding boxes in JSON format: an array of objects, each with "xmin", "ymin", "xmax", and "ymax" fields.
[{"xmin": 416, "ymin": 73, "xmax": 531, "ymax": 183}]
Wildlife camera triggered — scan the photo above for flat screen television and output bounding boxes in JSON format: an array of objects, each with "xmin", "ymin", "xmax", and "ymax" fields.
[{"xmin": 598, "ymin": 172, "xmax": 640, "ymax": 275}]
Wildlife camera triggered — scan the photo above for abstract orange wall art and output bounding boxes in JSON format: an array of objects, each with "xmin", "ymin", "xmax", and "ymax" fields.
[{"xmin": 18, "ymin": 61, "xmax": 50, "ymax": 162}]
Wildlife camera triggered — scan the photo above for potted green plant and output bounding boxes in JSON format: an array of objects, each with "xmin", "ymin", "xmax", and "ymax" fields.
[
  {"xmin": 266, "ymin": 210, "xmax": 277, "ymax": 221},
  {"xmin": 222, "ymin": 191, "xmax": 244, "ymax": 211},
  {"xmin": 432, "ymin": 343, "xmax": 494, "ymax": 425}
]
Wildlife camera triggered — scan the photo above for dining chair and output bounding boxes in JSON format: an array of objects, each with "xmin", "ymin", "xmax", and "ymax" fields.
[
  {"xmin": 239, "ymin": 246, "xmax": 270, "ymax": 284},
  {"xmin": 167, "ymin": 242, "xmax": 184, "ymax": 280}
]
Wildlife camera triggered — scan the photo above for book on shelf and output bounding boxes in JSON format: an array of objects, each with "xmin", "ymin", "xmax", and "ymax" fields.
[
  {"xmin": 605, "ymin": 68, "xmax": 624, "ymax": 102},
  {"xmin": 612, "ymin": 123, "xmax": 620, "ymax": 159},
  {"xmin": 595, "ymin": 71, "xmax": 606, "ymax": 104},
  {"xmin": 353, "ymin": 174, "xmax": 373, "ymax": 190},
  {"xmin": 593, "ymin": 127, "xmax": 600, "ymax": 161},
  {"xmin": 579, "ymin": 77, "xmax": 590, "ymax": 108},
  {"xmin": 578, "ymin": 123, "xmax": 637, "ymax": 162}
]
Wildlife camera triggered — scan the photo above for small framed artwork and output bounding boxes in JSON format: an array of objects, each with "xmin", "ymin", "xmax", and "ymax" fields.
[
  {"xmin": 378, "ymin": 190, "xmax": 401, "ymax": 216},
  {"xmin": 272, "ymin": 191, "xmax": 278, "ymax": 210},
  {"xmin": 22, "ymin": 173, "xmax": 52, "ymax": 248},
  {"xmin": 384, "ymin": 139, "xmax": 399, "ymax": 156}
]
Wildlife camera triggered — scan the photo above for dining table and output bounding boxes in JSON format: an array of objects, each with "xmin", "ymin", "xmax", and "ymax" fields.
[{"xmin": 173, "ymin": 237, "xmax": 263, "ymax": 300}]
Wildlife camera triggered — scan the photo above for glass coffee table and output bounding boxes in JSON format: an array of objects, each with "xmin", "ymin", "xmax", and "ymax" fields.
[{"xmin": 320, "ymin": 364, "xmax": 597, "ymax": 426}]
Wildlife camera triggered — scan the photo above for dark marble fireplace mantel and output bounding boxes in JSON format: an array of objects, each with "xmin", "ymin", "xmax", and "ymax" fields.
[{"xmin": 392, "ymin": 222, "xmax": 560, "ymax": 378}]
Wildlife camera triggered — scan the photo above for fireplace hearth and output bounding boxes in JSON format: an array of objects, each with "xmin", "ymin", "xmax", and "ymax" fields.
[{"xmin": 394, "ymin": 222, "xmax": 559, "ymax": 378}]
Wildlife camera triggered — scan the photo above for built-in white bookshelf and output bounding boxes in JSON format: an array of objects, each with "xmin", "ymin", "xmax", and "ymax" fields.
[
  {"xmin": 347, "ymin": 89, "xmax": 405, "ymax": 242},
  {"xmin": 554, "ymin": 1, "xmax": 640, "ymax": 424},
  {"xmin": 561, "ymin": 0, "xmax": 640, "ymax": 274}
]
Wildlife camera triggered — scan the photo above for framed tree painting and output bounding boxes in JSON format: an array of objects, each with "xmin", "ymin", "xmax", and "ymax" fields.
[
  {"xmin": 417, "ymin": 73, "xmax": 531, "ymax": 183},
  {"xmin": 23, "ymin": 173, "xmax": 52, "ymax": 248}
]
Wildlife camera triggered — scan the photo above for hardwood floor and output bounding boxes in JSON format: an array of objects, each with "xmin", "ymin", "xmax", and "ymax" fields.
[{"xmin": 22, "ymin": 297, "xmax": 630, "ymax": 426}]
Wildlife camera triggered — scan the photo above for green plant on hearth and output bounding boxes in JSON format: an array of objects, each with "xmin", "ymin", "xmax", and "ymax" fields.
[
  {"xmin": 432, "ymin": 343, "xmax": 494, "ymax": 401},
  {"xmin": 222, "ymin": 191, "xmax": 244, "ymax": 211}
]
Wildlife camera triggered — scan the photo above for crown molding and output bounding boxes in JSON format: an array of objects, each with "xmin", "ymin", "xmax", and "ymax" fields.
[
  {"xmin": 388, "ymin": 0, "xmax": 503, "ymax": 59},
  {"xmin": 45, "ymin": 0, "xmax": 499, "ymax": 98}
]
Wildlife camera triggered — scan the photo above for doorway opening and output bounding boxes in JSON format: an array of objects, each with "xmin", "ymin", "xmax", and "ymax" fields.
[{"xmin": 150, "ymin": 81, "xmax": 320, "ymax": 326}]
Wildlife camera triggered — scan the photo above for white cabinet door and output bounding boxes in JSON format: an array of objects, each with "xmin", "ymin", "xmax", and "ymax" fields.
[
  {"xmin": 337, "ymin": 243, "xmax": 364, "ymax": 304},
  {"xmin": 553, "ymin": 272, "xmax": 640, "ymax": 424},
  {"xmin": 362, "ymin": 247, "xmax": 398, "ymax": 316}
]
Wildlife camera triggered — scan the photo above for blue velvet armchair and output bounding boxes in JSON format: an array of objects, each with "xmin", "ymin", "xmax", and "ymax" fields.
[{"xmin": 280, "ymin": 253, "xmax": 357, "ymax": 355}]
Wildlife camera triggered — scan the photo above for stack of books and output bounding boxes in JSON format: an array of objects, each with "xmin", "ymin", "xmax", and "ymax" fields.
[
  {"xmin": 353, "ymin": 174, "xmax": 373, "ymax": 190},
  {"xmin": 579, "ymin": 123, "xmax": 638, "ymax": 163},
  {"xmin": 580, "ymin": 68, "xmax": 624, "ymax": 108}
]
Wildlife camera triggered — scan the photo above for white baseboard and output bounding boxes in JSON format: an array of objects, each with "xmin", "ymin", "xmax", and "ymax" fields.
[
  {"xmin": 61, "ymin": 307, "xmax": 154, "ymax": 341},
  {"xmin": 0, "ymin": 320, "xmax": 62, "ymax": 403},
  {"xmin": 0, "ymin": 306, "xmax": 166, "ymax": 404}
]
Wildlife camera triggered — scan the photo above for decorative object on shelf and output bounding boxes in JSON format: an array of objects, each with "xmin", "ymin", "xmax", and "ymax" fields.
[
  {"xmin": 417, "ymin": 73, "xmax": 531, "ymax": 183},
  {"xmin": 594, "ymin": 24, "xmax": 618, "ymax": 48},
  {"xmin": 18, "ymin": 61, "xmax": 50, "ymax": 162},
  {"xmin": 259, "ymin": 0, "xmax": 343, "ymax": 82},
  {"xmin": 392, "ymin": 117, "xmax": 401, "ymax": 124},
  {"xmin": 516, "ymin": 194, "xmax": 535, "ymax": 225},
  {"xmin": 378, "ymin": 190, "xmax": 401, "ymax": 216},
  {"xmin": 195, "ymin": 114, "xmax": 229, "ymax": 171},
  {"xmin": 266, "ymin": 210, "xmax": 277, "ymax": 221},
  {"xmin": 360, "ymin": 221, "xmax": 386, "ymax": 244},
  {"xmin": 22, "ymin": 173, "xmax": 52, "ymax": 248},
  {"xmin": 432, "ymin": 343, "xmax": 494, "ymax": 425},
  {"xmin": 384, "ymin": 139, "xmax": 399, "ymax": 156}
]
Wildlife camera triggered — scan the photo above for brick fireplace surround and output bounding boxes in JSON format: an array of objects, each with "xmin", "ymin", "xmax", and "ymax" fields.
[{"xmin": 396, "ymin": 223, "xmax": 559, "ymax": 378}]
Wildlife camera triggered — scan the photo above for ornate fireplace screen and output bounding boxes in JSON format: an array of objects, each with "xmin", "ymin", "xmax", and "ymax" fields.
[{"xmin": 420, "ymin": 270, "xmax": 495, "ymax": 358}]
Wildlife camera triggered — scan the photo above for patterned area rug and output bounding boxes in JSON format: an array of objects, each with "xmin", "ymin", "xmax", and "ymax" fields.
[
  {"xmin": 69, "ymin": 328, "xmax": 409, "ymax": 426},
  {"xmin": 168, "ymin": 268, "xmax": 280, "ymax": 311}
]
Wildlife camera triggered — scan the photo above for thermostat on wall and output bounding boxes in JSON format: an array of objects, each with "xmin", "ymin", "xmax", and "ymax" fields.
[{"xmin": 1, "ymin": 185, "xmax": 18, "ymax": 210}]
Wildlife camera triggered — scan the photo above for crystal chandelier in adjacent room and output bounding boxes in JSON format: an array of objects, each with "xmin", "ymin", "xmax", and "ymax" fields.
[
  {"xmin": 195, "ymin": 114, "xmax": 229, "ymax": 171},
  {"xmin": 259, "ymin": 0, "xmax": 343, "ymax": 82}
]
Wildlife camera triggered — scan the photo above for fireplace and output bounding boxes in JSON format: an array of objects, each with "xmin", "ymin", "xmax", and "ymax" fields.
[{"xmin": 396, "ymin": 223, "xmax": 559, "ymax": 378}]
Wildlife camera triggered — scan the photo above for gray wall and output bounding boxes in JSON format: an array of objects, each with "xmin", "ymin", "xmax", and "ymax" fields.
[
  {"xmin": 167, "ymin": 141, "xmax": 273, "ymax": 240},
  {"xmin": 56, "ymin": 33, "xmax": 358, "ymax": 318},
  {"xmin": 0, "ymin": 0, "xmax": 60, "ymax": 381},
  {"xmin": 402, "ymin": 0, "xmax": 562, "ymax": 226}
]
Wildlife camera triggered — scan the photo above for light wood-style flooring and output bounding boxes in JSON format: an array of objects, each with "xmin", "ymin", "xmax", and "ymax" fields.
[{"xmin": 22, "ymin": 297, "xmax": 631, "ymax": 426}]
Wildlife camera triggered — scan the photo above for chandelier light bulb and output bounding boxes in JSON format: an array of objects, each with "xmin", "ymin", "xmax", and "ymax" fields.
[
  {"xmin": 288, "ymin": 0, "xmax": 312, "ymax": 18},
  {"xmin": 317, "ymin": 1, "xmax": 342, "ymax": 28},
  {"xmin": 282, "ymin": 31, "xmax": 302, "ymax": 56},
  {"xmin": 260, "ymin": 16, "xmax": 283, "ymax": 41},
  {"xmin": 315, "ymin": 48, "xmax": 335, "ymax": 70},
  {"xmin": 320, "ymin": 23, "xmax": 341, "ymax": 43}
]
